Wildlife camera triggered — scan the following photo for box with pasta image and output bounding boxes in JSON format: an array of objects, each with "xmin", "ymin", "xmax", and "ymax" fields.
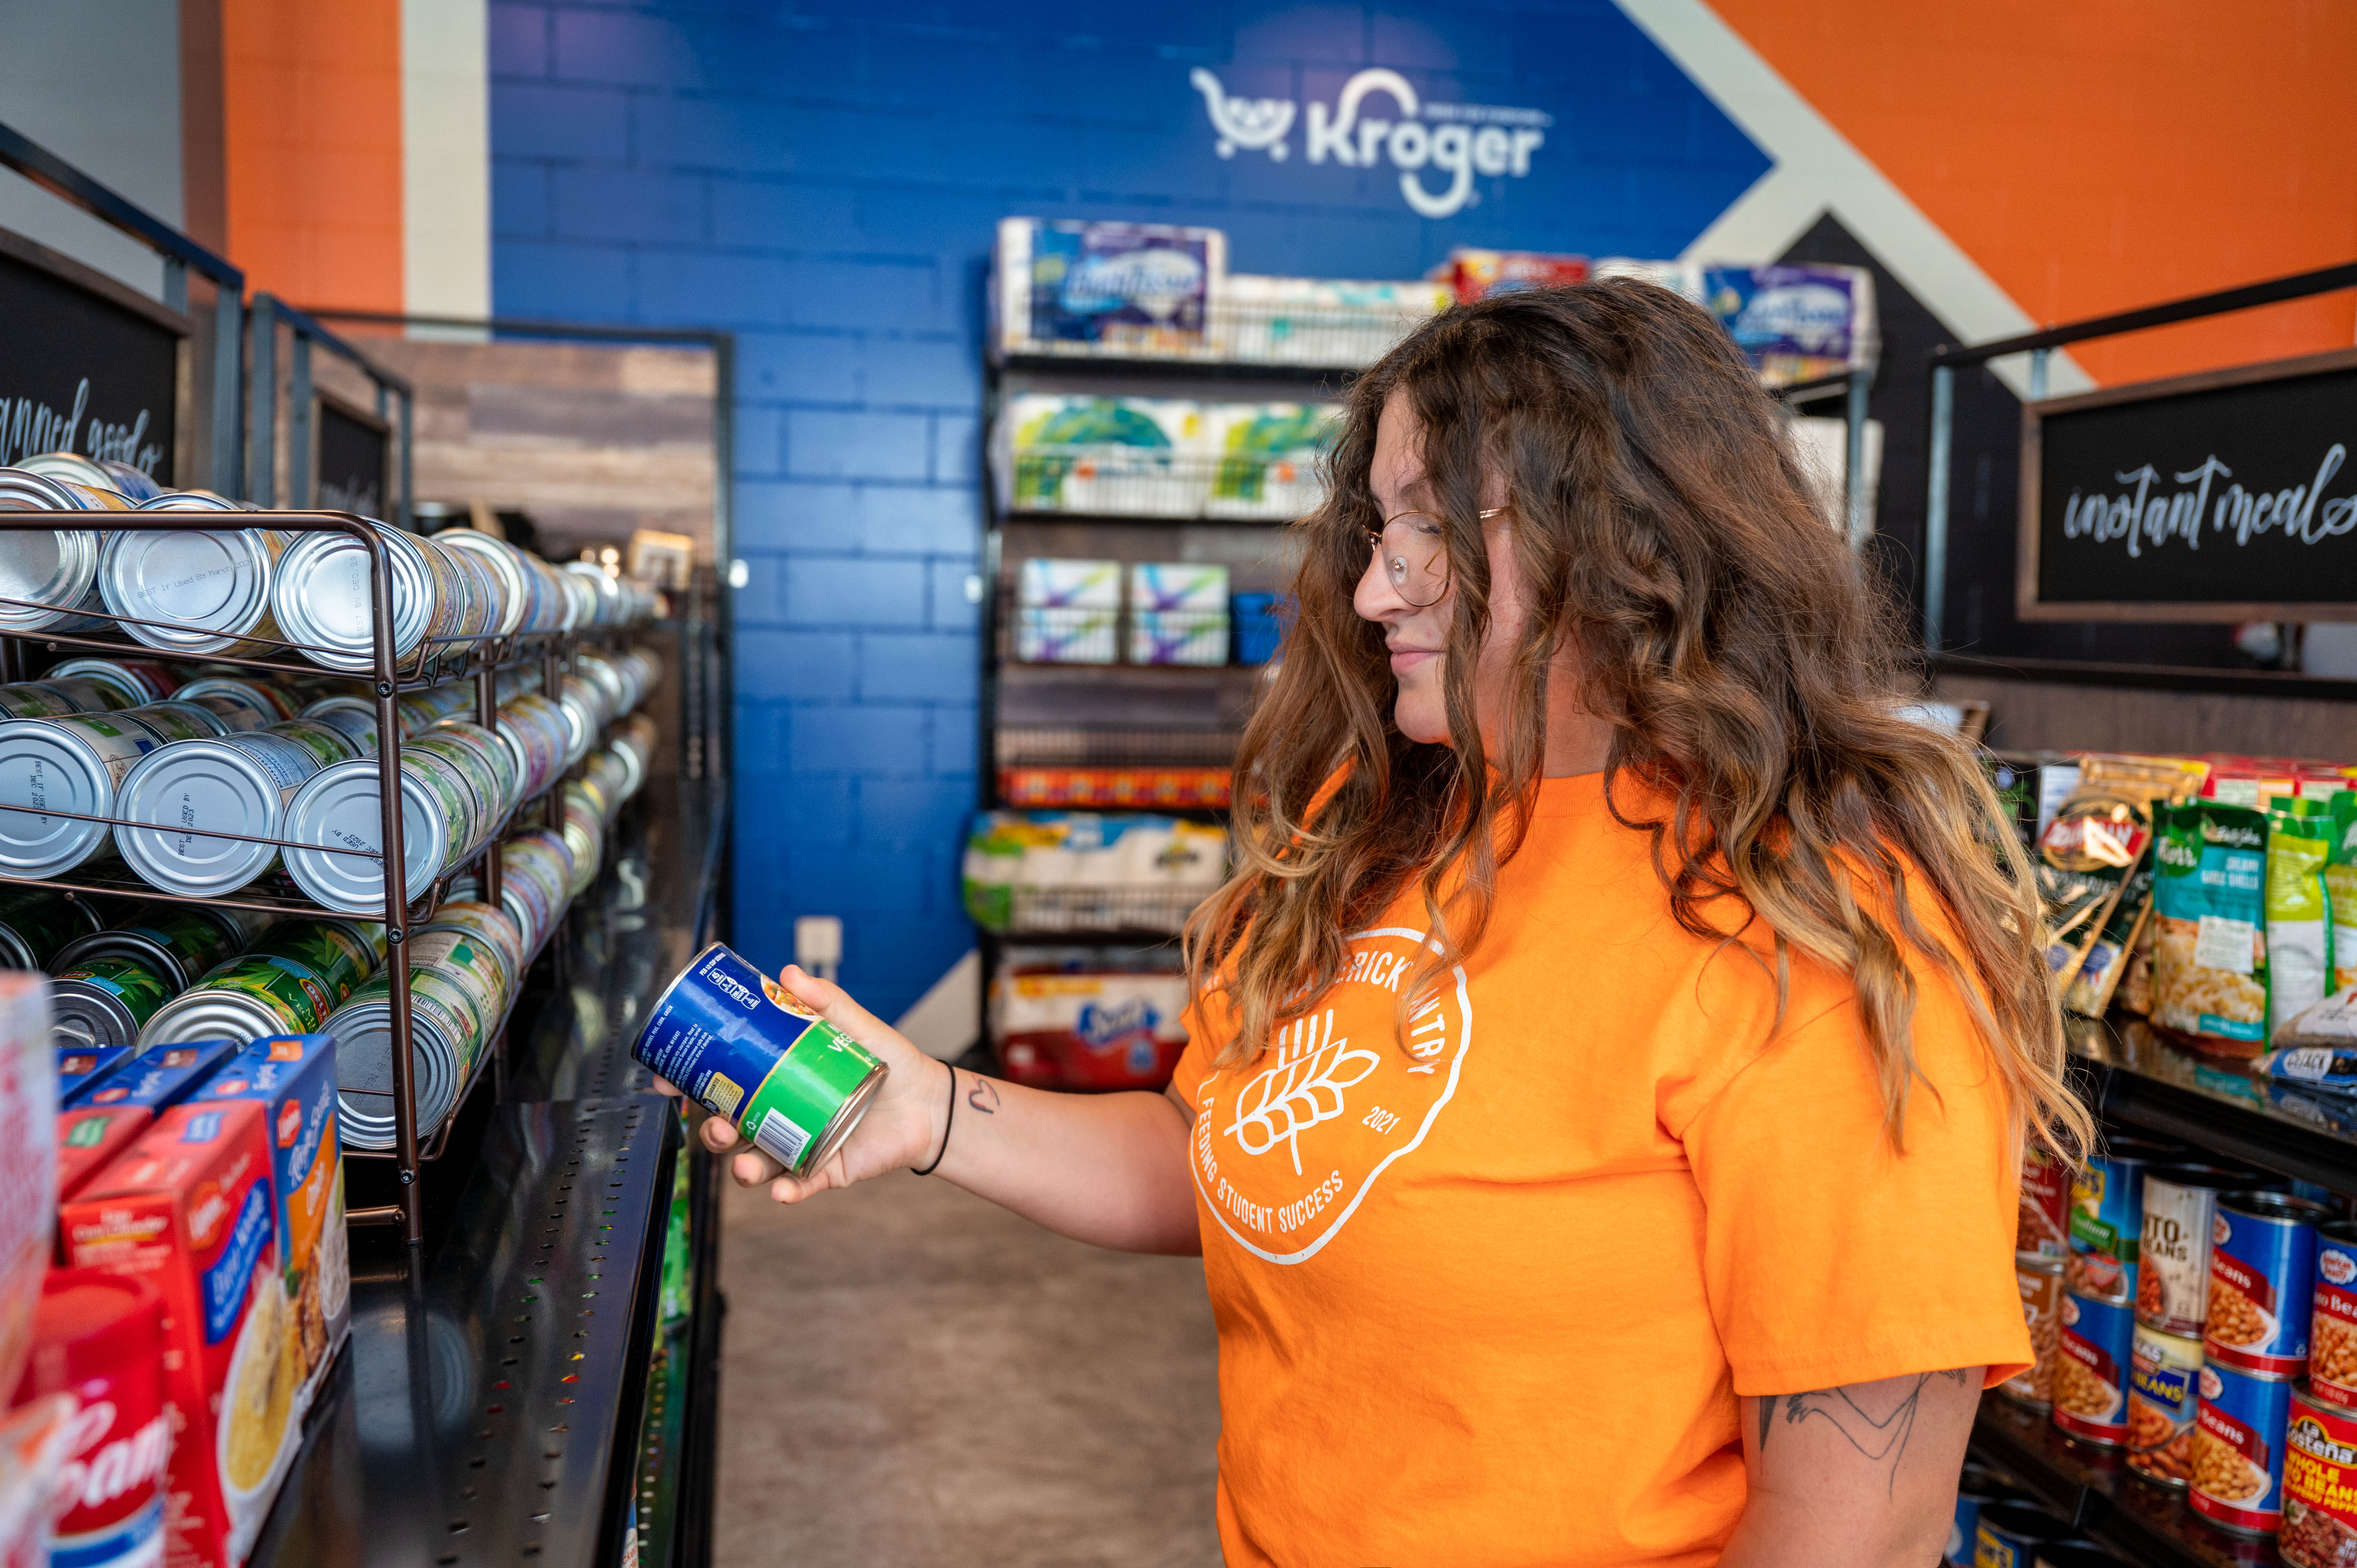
[
  {"xmin": 59, "ymin": 1099, "xmax": 298, "ymax": 1568},
  {"xmin": 191, "ymin": 1033, "xmax": 350, "ymax": 1418}
]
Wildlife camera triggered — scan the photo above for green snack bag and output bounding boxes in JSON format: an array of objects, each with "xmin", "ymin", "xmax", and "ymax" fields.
[
  {"xmin": 2265, "ymin": 798, "xmax": 2333, "ymax": 1040},
  {"xmin": 2328, "ymin": 790, "xmax": 2357, "ymax": 995},
  {"xmin": 2151, "ymin": 801, "xmax": 2270, "ymax": 1050}
]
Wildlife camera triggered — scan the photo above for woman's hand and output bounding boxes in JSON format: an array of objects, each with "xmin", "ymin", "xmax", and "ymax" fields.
[{"xmin": 663, "ymin": 963, "xmax": 950, "ymax": 1204}]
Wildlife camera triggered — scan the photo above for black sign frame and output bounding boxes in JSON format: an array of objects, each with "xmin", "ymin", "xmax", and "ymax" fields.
[
  {"xmin": 313, "ymin": 389, "xmax": 389, "ymax": 517},
  {"xmin": 0, "ymin": 225, "xmax": 190, "ymax": 485},
  {"xmin": 2019, "ymin": 345, "xmax": 2357, "ymax": 623}
]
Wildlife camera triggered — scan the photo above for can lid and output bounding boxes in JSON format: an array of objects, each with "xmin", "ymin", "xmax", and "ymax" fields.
[
  {"xmin": 99, "ymin": 528, "xmax": 272, "ymax": 652},
  {"xmin": 2148, "ymin": 1164, "xmax": 2287, "ymax": 1193},
  {"xmin": 116, "ymin": 739, "xmax": 288, "ymax": 894},
  {"xmin": 283, "ymin": 758, "xmax": 447, "ymax": 912},
  {"xmin": 14, "ymin": 1269, "xmax": 164, "ymax": 1400},
  {"xmin": 2221, "ymin": 1191, "xmax": 2332, "ymax": 1224}
]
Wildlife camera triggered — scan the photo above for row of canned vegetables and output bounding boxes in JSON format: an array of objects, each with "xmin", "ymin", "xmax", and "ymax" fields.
[
  {"xmin": 0, "ymin": 648, "xmax": 657, "ymax": 907},
  {"xmin": 0, "ymin": 454, "xmax": 657, "ymax": 667},
  {"xmin": 33, "ymin": 706, "xmax": 657, "ymax": 1146}
]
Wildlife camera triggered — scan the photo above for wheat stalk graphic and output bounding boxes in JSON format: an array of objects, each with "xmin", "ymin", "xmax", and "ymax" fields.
[{"xmin": 1226, "ymin": 1009, "xmax": 1380, "ymax": 1174}]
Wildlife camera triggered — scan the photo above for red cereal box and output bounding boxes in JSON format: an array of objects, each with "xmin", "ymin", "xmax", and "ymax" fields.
[
  {"xmin": 12, "ymin": 1269, "xmax": 170, "ymax": 1568},
  {"xmin": 60, "ymin": 1101, "xmax": 300, "ymax": 1568}
]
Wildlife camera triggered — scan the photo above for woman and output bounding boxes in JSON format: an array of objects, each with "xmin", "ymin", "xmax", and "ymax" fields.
[{"xmin": 693, "ymin": 281, "xmax": 2088, "ymax": 1566}]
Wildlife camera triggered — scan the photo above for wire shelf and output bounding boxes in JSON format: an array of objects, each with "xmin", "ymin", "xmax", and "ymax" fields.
[
  {"xmin": 997, "ymin": 294, "xmax": 1445, "ymax": 372},
  {"xmin": 0, "ymin": 505, "xmax": 657, "ymax": 1244},
  {"xmin": 999, "ymin": 445, "xmax": 1325, "ymax": 521}
]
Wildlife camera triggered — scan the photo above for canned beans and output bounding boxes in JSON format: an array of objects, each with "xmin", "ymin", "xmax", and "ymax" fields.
[
  {"xmin": 2315, "ymin": 1224, "xmax": 2357, "ymax": 1409},
  {"xmin": 2285, "ymin": 1386, "xmax": 2357, "ymax": 1568},
  {"xmin": 2209, "ymin": 1193, "xmax": 2331, "ymax": 1377},
  {"xmin": 2194, "ymin": 1360, "xmax": 2295, "ymax": 1535},
  {"xmin": 2127, "ymin": 1324, "xmax": 2202, "ymax": 1487},
  {"xmin": 2021, "ymin": 1146, "xmax": 2072, "ymax": 1258},
  {"xmin": 2004, "ymin": 1253, "xmax": 2064, "ymax": 1409},
  {"xmin": 2141, "ymin": 1165, "xmax": 2282, "ymax": 1337},
  {"xmin": 2053, "ymin": 1291, "xmax": 2135, "ymax": 1444}
]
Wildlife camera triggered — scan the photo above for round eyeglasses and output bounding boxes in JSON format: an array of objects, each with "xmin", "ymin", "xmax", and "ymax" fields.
[{"xmin": 1362, "ymin": 507, "xmax": 1505, "ymax": 608}]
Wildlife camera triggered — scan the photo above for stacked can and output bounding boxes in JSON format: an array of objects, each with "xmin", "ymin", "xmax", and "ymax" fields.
[
  {"xmin": 44, "ymin": 656, "xmax": 177, "ymax": 706},
  {"xmin": 2058, "ymin": 1137, "xmax": 2191, "ymax": 1483},
  {"xmin": 445, "ymin": 828, "xmax": 573, "ymax": 959},
  {"xmin": 0, "ymin": 466, "xmax": 122, "ymax": 631},
  {"xmin": 102, "ymin": 493, "xmax": 287, "ymax": 655},
  {"xmin": 112, "ymin": 718, "xmax": 364, "ymax": 895},
  {"xmin": 2184, "ymin": 1187, "xmax": 2325, "ymax": 1534},
  {"xmin": 0, "ymin": 886, "xmax": 104, "ymax": 968},
  {"xmin": 560, "ymin": 781, "xmax": 604, "ymax": 896},
  {"xmin": 135, "ymin": 918, "xmax": 384, "ymax": 1047},
  {"xmin": 0, "ymin": 708, "xmax": 206, "ymax": 879},
  {"xmin": 2000, "ymin": 1252, "xmax": 2065, "ymax": 1411},
  {"xmin": 329, "ymin": 909, "xmax": 513, "ymax": 1149},
  {"xmin": 2284, "ymin": 1372, "xmax": 2357, "ymax": 1567}
]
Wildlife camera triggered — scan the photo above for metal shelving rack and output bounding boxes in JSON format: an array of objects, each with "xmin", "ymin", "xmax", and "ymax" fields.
[
  {"xmin": 974, "ymin": 323, "xmax": 1355, "ymax": 1063},
  {"xmin": 0, "ymin": 505, "xmax": 642, "ymax": 1241}
]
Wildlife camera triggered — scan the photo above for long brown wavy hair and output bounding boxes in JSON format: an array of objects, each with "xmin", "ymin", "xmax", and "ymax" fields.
[{"xmin": 1183, "ymin": 279, "xmax": 2088, "ymax": 1159}]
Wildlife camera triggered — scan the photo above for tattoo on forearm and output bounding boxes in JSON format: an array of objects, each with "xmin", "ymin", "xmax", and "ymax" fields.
[
  {"xmin": 1758, "ymin": 1371, "xmax": 1969, "ymax": 1496},
  {"xmin": 966, "ymin": 1076, "xmax": 1000, "ymax": 1115}
]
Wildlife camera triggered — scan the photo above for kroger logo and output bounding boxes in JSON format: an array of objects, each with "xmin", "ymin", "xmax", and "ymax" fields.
[{"xmin": 1189, "ymin": 67, "xmax": 1550, "ymax": 219}]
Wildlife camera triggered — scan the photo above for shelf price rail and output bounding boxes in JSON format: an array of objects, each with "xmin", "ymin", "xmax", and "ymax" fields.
[{"xmin": 0, "ymin": 506, "xmax": 617, "ymax": 1244}]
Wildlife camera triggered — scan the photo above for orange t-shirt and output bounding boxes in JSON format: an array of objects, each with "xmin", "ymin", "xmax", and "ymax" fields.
[{"xmin": 1171, "ymin": 772, "xmax": 2031, "ymax": 1568}]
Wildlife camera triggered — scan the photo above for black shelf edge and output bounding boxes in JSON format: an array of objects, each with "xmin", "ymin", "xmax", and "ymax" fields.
[
  {"xmin": 1969, "ymin": 1398, "xmax": 2273, "ymax": 1568},
  {"xmin": 1930, "ymin": 652, "xmax": 2357, "ymax": 703},
  {"xmin": 2070, "ymin": 1018, "xmax": 2357, "ymax": 1197}
]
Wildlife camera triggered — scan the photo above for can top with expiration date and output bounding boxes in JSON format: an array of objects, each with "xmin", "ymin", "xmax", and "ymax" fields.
[{"xmin": 634, "ymin": 942, "xmax": 887, "ymax": 1179}]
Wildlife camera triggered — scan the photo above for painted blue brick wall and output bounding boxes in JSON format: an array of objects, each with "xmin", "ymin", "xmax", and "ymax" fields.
[{"xmin": 489, "ymin": 0, "xmax": 1769, "ymax": 1021}]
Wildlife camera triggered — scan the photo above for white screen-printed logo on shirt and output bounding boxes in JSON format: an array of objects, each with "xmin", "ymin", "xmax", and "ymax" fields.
[{"xmin": 1190, "ymin": 926, "xmax": 1472, "ymax": 1264}]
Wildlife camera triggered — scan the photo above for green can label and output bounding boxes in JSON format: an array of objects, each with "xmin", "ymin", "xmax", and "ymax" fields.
[
  {"xmin": 246, "ymin": 920, "xmax": 376, "ymax": 1006},
  {"xmin": 194, "ymin": 955, "xmax": 335, "ymax": 1033},
  {"xmin": 54, "ymin": 955, "xmax": 175, "ymax": 1026}
]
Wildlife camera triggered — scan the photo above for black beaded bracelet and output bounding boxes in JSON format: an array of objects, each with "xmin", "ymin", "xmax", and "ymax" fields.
[{"xmin": 911, "ymin": 1063, "xmax": 955, "ymax": 1176}]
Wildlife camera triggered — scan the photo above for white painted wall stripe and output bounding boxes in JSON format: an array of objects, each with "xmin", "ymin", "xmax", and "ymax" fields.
[
  {"xmin": 1615, "ymin": 0, "xmax": 2094, "ymax": 397},
  {"xmin": 401, "ymin": 0, "xmax": 490, "ymax": 324}
]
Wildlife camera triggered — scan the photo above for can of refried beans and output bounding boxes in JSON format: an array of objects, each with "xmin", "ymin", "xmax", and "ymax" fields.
[
  {"xmin": 2208, "ymin": 1192, "xmax": 2331, "ymax": 1378},
  {"xmin": 634, "ymin": 942, "xmax": 887, "ymax": 1180},
  {"xmin": 2282, "ymin": 1383, "xmax": 2357, "ymax": 1568}
]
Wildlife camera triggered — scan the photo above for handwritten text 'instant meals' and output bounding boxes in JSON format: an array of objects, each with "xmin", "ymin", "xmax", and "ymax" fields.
[{"xmin": 2063, "ymin": 446, "xmax": 2352, "ymax": 557}]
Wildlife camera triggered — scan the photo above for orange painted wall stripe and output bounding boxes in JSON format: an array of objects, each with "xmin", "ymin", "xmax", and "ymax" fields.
[
  {"xmin": 1711, "ymin": 0, "xmax": 2357, "ymax": 386},
  {"xmin": 222, "ymin": 0, "xmax": 405, "ymax": 313}
]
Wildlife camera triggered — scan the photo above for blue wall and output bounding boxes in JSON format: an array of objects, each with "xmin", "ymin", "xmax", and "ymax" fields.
[{"xmin": 488, "ymin": 0, "xmax": 1769, "ymax": 1020}]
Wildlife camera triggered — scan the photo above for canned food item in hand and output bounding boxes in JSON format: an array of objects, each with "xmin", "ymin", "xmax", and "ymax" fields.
[
  {"xmin": 2141, "ymin": 1165, "xmax": 2285, "ymax": 1336},
  {"xmin": 2283, "ymin": 1384, "xmax": 2357, "ymax": 1568},
  {"xmin": 2192, "ymin": 1360, "xmax": 2294, "ymax": 1534},
  {"xmin": 633, "ymin": 943, "xmax": 887, "ymax": 1180},
  {"xmin": 2126, "ymin": 1323, "xmax": 2202, "ymax": 1488},
  {"xmin": 2053, "ymin": 1291, "xmax": 2136, "ymax": 1445},
  {"xmin": 2209, "ymin": 1192, "xmax": 2331, "ymax": 1377}
]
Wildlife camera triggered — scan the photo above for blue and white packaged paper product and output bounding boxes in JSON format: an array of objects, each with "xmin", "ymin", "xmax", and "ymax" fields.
[
  {"xmin": 993, "ymin": 218, "xmax": 1227, "ymax": 357},
  {"xmin": 1131, "ymin": 611, "xmax": 1230, "ymax": 666},
  {"xmin": 1217, "ymin": 275, "xmax": 1450, "ymax": 366},
  {"xmin": 998, "ymin": 395, "xmax": 1206, "ymax": 515},
  {"xmin": 1129, "ymin": 563, "xmax": 1230, "ymax": 612},
  {"xmin": 1015, "ymin": 608, "xmax": 1119, "ymax": 665},
  {"xmin": 1203, "ymin": 403, "xmax": 1341, "ymax": 520},
  {"xmin": 1017, "ymin": 558, "xmax": 1122, "ymax": 609},
  {"xmin": 1592, "ymin": 258, "xmax": 1876, "ymax": 388}
]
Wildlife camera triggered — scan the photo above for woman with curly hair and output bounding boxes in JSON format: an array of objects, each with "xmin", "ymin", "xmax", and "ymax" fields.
[{"xmin": 691, "ymin": 279, "xmax": 2085, "ymax": 1566}]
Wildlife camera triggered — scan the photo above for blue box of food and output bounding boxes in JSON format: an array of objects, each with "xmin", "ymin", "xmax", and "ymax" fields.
[
  {"xmin": 55, "ymin": 1045, "xmax": 132, "ymax": 1106},
  {"xmin": 69, "ymin": 1038, "xmax": 243, "ymax": 1111}
]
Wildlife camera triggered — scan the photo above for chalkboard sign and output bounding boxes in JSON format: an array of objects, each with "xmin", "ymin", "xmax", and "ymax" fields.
[
  {"xmin": 0, "ymin": 228, "xmax": 185, "ymax": 484},
  {"xmin": 314, "ymin": 393, "xmax": 387, "ymax": 517},
  {"xmin": 2021, "ymin": 346, "xmax": 2357, "ymax": 622}
]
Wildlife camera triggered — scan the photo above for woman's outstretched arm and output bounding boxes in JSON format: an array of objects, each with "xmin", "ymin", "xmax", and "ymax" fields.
[{"xmin": 671, "ymin": 964, "xmax": 1203, "ymax": 1255}]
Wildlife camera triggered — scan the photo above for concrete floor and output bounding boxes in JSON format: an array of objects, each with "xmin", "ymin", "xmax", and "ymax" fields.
[{"xmin": 712, "ymin": 1164, "xmax": 1224, "ymax": 1567}]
